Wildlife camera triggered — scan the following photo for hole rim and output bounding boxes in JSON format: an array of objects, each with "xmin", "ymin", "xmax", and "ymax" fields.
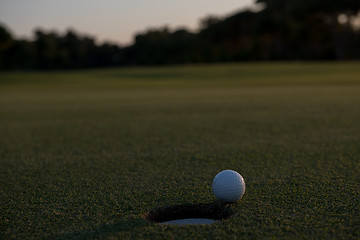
[{"xmin": 145, "ymin": 202, "xmax": 233, "ymax": 224}]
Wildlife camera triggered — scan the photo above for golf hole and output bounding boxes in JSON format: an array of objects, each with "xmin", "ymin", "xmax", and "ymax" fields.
[{"xmin": 145, "ymin": 202, "xmax": 232, "ymax": 225}]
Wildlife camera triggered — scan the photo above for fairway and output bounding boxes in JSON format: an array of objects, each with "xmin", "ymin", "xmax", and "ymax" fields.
[{"xmin": 1, "ymin": 63, "xmax": 360, "ymax": 239}]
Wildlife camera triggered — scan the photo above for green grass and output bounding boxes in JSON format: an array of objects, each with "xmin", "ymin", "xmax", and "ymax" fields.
[{"xmin": 1, "ymin": 62, "xmax": 360, "ymax": 239}]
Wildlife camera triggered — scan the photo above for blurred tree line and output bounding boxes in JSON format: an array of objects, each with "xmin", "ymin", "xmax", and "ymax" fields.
[
  {"xmin": 0, "ymin": 28, "xmax": 122, "ymax": 69},
  {"xmin": 1, "ymin": 0, "xmax": 360, "ymax": 69}
]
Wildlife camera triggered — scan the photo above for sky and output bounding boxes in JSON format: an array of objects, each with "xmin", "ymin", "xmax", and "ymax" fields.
[{"xmin": 0, "ymin": 0, "xmax": 255, "ymax": 45}]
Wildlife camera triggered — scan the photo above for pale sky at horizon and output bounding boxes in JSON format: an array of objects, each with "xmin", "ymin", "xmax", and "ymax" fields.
[{"xmin": 0, "ymin": 0, "xmax": 255, "ymax": 45}]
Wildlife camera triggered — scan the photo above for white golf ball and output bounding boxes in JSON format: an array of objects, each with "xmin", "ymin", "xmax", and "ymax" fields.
[{"xmin": 212, "ymin": 170, "xmax": 245, "ymax": 203}]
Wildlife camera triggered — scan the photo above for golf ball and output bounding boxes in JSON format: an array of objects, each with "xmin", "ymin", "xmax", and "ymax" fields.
[{"xmin": 212, "ymin": 170, "xmax": 245, "ymax": 203}]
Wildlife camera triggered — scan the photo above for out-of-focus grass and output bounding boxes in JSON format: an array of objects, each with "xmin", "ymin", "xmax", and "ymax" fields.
[
  {"xmin": 0, "ymin": 62, "xmax": 360, "ymax": 239},
  {"xmin": 1, "ymin": 62, "xmax": 360, "ymax": 90}
]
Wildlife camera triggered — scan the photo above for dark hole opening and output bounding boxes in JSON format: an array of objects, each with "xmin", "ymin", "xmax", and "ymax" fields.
[{"xmin": 145, "ymin": 202, "xmax": 233, "ymax": 223}]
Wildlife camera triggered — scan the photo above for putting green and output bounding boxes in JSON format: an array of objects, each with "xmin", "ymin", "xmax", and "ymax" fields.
[{"xmin": 0, "ymin": 62, "xmax": 360, "ymax": 239}]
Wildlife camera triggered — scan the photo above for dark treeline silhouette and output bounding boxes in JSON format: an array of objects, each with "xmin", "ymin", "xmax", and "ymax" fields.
[
  {"xmin": 0, "ymin": 27, "xmax": 122, "ymax": 69},
  {"xmin": 1, "ymin": 0, "xmax": 360, "ymax": 69}
]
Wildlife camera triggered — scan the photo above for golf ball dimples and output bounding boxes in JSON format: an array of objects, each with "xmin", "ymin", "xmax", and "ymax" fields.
[{"xmin": 212, "ymin": 170, "xmax": 245, "ymax": 203}]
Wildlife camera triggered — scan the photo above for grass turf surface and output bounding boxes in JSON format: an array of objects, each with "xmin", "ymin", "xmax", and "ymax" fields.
[{"xmin": 0, "ymin": 62, "xmax": 360, "ymax": 239}]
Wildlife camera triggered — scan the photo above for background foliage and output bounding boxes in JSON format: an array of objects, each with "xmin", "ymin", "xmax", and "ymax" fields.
[{"xmin": 1, "ymin": 0, "xmax": 360, "ymax": 69}]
